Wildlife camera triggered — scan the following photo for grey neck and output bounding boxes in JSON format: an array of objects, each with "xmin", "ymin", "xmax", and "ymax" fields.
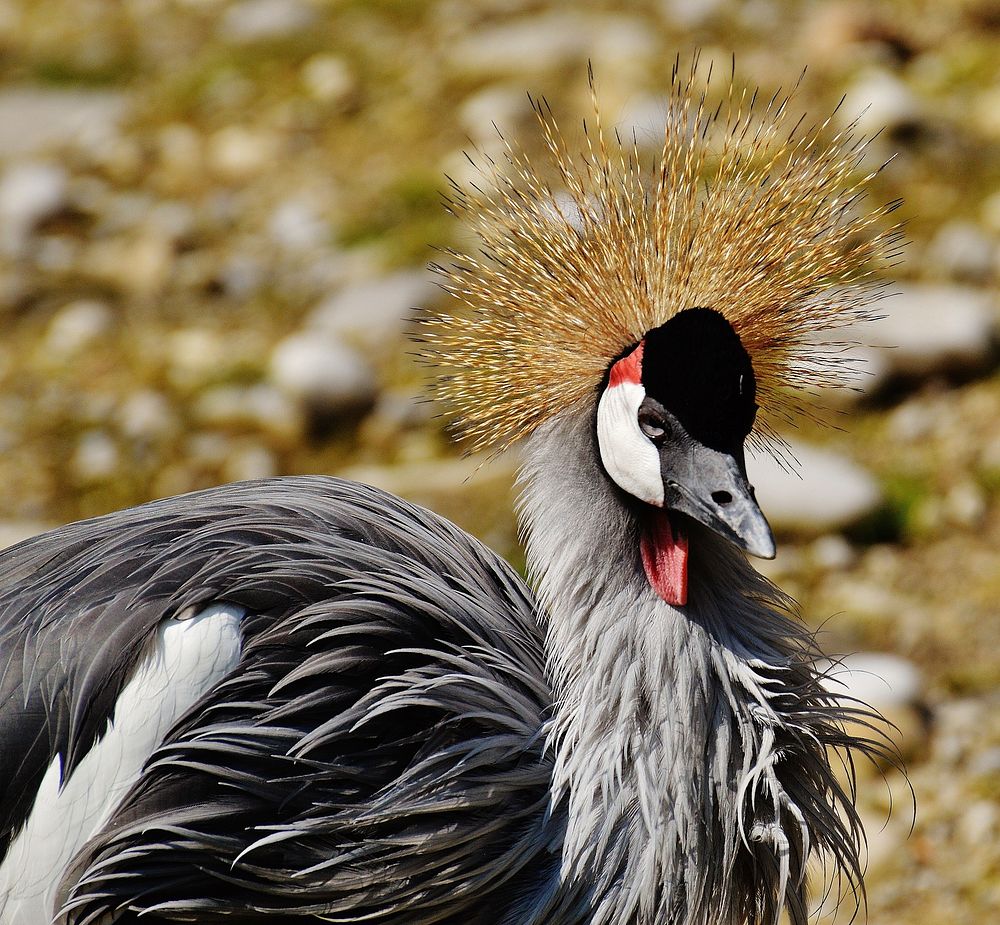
[{"xmin": 518, "ymin": 406, "xmax": 870, "ymax": 925}]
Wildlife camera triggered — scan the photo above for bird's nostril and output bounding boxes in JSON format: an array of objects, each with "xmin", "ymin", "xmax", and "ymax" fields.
[{"xmin": 711, "ymin": 490, "xmax": 733, "ymax": 506}]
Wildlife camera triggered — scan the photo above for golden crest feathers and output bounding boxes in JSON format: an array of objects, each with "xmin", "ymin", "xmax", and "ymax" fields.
[{"xmin": 422, "ymin": 57, "xmax": 902, "ymax": 454}]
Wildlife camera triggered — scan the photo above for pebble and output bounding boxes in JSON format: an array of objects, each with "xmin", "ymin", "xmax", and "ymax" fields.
[
  {"xmin": 217, "ymin": 251, "xmax": 266, "ymax": 300},
  {"xmin": 0, "ymin": 89, "xmax": 126, "ymax": 158},
  {"xmin": 85, "ymin": 231, "xmax": 173, "ymax": 299},
  {"xmin": 116, "ymin": 390, "xmax": 179, "ymax": 444},
  {"xmin": 269, "ymin": 333, "xmax": 377, "ymax": 418},
  {"xmin": 223, "ymin": 444, "xmax": 279, "ymax": 482},
  {"xmin": 43, "ymin": 300, "xmax": 113, "ymax": 359},
  {"xmin": 357, "ymin": 389, "xmax": 432, "ymax": 454},
  {"xmin": 156, "ymin": 122, "xmax": 205, "ymax": 188},
  {"xmin": 458, "ymin": 84, "xmax": 532, "ymax": 144},
  {"xmin": 614, "ymin": 94, "xmax": 668, "ymax": 148},
  {"xmin": 810, "ymin": 533, "xmax": 856, "ymax": 571},
  {"xmin": 0, "ymin": 162, "xmax": 68, "ymax": 256},
  {"xmin": 0, "ymin": 522, "xmax": 50, "ymax": 550},
  {"xmin": 822, "ymin": 651, "xmax": 923, "ymax": 708},
  {"xmin": 71, "ymin": 430, "xmax": 120, "ymax": 483},
  {"xmin": 926, "ymin": 221, "xmax": 997, "ymax": 283},
  {"xmin": 34, "ymin": 235, "xmax": 77, "ymax": 275},
  {"xmin": 820, "ymin": 650, "xmax": 927, "ymax": 762},
  {"xmin": 810, "ymin": 343, "xmax": 893, "ymax": 407},
  {"xmin": 887, "ymin": 399, "xmax": 936, "ymax": 443},
  {"xmin": 836, "ymin": 284, "xmax": 996, "ymax": 383},
  {"xmin": 307, "ymin": 270, "xmax": 437, "ymax": 353},
  {"xmin": 219, "ymin": 0, "xmax": 316, "ymax": 44},
  {"xmin": 192, "ymin": 383, "xmax": 303, "ymax": 443},
  {"xmin": 166, "ymin": 328, "xmax": 232, "ymax": 389},
  {"xmin": 268, "ymin": 197, "xmax": 330, "ymax": 253},
  {"xmin": 944, "ymin": 480, "xmax": 986, "ymax": 528},
  {"xmin": 301, "ymin": 54, "xmax": 356, "ymax": 105},
  {"xmin": 842, "ymin": 69, "xmax": 923, "ymax": 140},
  {"xmin": 660, "ymin": 0, "xmax": 730, "ymax": 29},
  {"xmin": 447, "ymin": 12, "xmax": 591, "ymax": 77},
  {"xmin": 208, "ymin": 126, "xmax": 279, "ymax": 182},
  {"xmin": 747, "ymin": 439, "xmax": 883, "ymax": 534}
]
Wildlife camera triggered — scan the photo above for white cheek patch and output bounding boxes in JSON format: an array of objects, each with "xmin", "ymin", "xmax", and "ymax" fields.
[{"xmin": 596, "ymin": 346, "xmax": 664, "ymax": 507}]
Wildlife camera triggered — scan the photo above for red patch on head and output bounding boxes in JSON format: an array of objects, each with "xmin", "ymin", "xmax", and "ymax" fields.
[
  {"xmin": 640, "ymin": 510, "xmax": 688, "ymax": 606},
  {"xmin": 608, "ymin": 341, "xmax": 644, "ymax": 388}
]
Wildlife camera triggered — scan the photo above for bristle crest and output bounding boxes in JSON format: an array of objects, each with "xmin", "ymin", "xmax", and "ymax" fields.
[{"xmin": 421, "ymin": 61, "xmax": 900, "ymax": 453}]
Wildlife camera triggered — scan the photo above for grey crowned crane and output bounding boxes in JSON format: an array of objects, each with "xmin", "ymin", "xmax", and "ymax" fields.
[{"xmin": 0, "ymin": 63, "xmax": 898, "ymax": 925}]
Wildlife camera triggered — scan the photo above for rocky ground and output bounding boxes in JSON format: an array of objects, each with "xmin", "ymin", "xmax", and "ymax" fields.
[{"xmin": 0, "ymin": 0, "xmax": 997, "ymax": 921}]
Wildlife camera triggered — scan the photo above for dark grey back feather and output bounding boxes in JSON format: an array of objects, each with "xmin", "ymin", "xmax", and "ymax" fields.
[{"xmin": 0, "ymin": 477, "xmax": 566, "ymax": 924}]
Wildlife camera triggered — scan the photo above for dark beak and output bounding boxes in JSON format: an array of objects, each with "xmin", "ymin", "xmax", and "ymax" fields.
[{"xmin": 660, "ymin": 433, "xmax": 776, "ymax": 560}]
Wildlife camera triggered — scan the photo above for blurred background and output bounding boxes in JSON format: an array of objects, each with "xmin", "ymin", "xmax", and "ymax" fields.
[{"xmin": 0, "ymin": 0, "xmax": 996, "ymax": 921}]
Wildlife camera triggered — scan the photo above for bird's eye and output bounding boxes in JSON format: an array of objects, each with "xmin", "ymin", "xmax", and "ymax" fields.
[{"xmin": 638, "ymin": 412, "xmax": 666, "ymax": 443}]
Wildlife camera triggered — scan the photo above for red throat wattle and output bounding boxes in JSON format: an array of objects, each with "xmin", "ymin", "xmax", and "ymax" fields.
[{"xmin": 640, "ymin": 510, "xmax": 689, "ymax": 606}]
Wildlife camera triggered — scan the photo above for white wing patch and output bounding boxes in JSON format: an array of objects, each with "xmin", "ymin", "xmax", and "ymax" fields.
[
  {"xmin": 596, "ymin": 380, "xmax": 664, "ymax": 507},
  {"xmin": 0, "ymin": 602, "xmax": 244, "ymax": 925}
]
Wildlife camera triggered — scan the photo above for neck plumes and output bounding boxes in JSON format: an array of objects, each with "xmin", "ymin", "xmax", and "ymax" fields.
[{"xmin": 519, "ymin": 408, "xmax": 873, "ymax": 925}]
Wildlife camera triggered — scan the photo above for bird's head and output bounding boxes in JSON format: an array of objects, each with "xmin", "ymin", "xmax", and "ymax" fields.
[
  {"xmin": 597, "ymin": 307, "xmax": 773, "ymax": 604},
  {"xmin": 423, "ymin": 59, "xmax": 900, "ymax": 604}
]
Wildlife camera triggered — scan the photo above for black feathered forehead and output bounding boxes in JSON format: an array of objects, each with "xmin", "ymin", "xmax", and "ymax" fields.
[{"xmin": 641, "ymin": 308, "xmax": 757, "ymax": 454}]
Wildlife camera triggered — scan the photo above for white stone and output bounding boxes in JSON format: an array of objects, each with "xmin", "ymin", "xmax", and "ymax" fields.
[
  {"xmin": 447, "ymin": 12, "xmax": 590, "ymax": 77},
  {"xmin": 449, "ymin": 12, "xmax": 654, "ymax": 80},
  {"xmin": 888, "ymin": 399, "xmax": 935, "ymax": 443},
  {"xmin": 44, "ymin": 300, "xmax": 112, "ymax": 359},
  {"xmin": 166, "ymin": 327, "xmax": 230, "ymax": 389},
  {"xmin": 819, "ymin": 651, "xmax": 926, "ymax": 763},
  {"xmin": 836, "ymin": 284, "xmax": 996, "ymax": 381},
  {"xmin": 615, "ymin": 94, "xmax": 668, "ymax": 148},
  {"xmin": 148, "ymin": 200, "xmax": 196, "ymax": 244},
  {"xmin": 747, "ymin": 439, "xmax": 882, "ymax": 534},
  {"xmin": 71, "ymin": 431, "xmax": 120, "ymax": 483},
  {"xmin": 268, "ymin": 198, "xmax": 330, "ymax": 252},
  {"xmin": 0, "ymin": 162, "xmax": 68, "ymax": 256},
  {"xmin": 207, "ymin": 126, "xmax": 278, "ymax": 181},
  {"xmin": 945, "ymin": 481, "xmax": 987, "ymax": 528},
  {"xmin": 34, "ymin": 236, "xmax": 77, "ymax": 274},
  {"xmin": 926, "ymin": 221, "xmax": 997, "ymax": 283},
  {"xmin": 810, "ymin": 533, "xmax": 856, "ymax": 571},
  {"xmin": 308, "ymin": 270, "xmax": 437, "ymax": 352},
  {"xmin": 0, "ymin": 523, "xmax": 50, "ymax": 551},
  {"xmin": 219, "ymin": 0, "xmax": 315, "ymax": 43},
  {"xmin": 116, "ymin": 390, "xmax": 178, "ymax": 443},
  {"xmin": 660, "ymin": 0, "xmax": 730, "ymax": 29},
  {"xmin": 982, "ymin": 189, "xmax": 1000, "ymax": 234},
  {"xmin": 808, "ymin": 341, "xmax": 893, "ymax": 407},
  {"xmin": 841, "ymin": 69, "xmax": 922, "ymax": 138},
  {"xmin": 458, "ymin": 84, "xmax": 531, "ymax": 144},
  {"xmin": 223, "ymin": 445, "xmax": 279, "ymax": 482},
  {"xmin": 821, "ymin": 651, "xmax": 922, "ymax": 709},
  {"xmin": 0, "ymin": 89, "xmax": 126, "ymax": 158},
  {"xmin": 270, "ymin": 333, "xmax": 377, "ymax": 414},
  {"xmin": 192, "ymin": 383, "xmax": 303, "ymax": 441},
  {"xmin": 302, "ymin": 54, "xmax": 355, "ymax": 104}
]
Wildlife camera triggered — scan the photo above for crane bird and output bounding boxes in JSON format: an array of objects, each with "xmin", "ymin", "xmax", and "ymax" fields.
[{"xmin": 0, "ymin": 63, "xmax": 898, "ymax": 925}]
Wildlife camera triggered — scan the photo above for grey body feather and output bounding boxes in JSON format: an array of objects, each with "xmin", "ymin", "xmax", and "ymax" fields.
[
  {"xmin": 0, "ymin": 412, "xmax": 884, "ymax": 924},
  {"xmin": 519, "ymin": 408, "xmax": 881, "ymax": 925},
  {"xmin": 1, "ymin": 477, "xmax": 562, "ymax": 924}
]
